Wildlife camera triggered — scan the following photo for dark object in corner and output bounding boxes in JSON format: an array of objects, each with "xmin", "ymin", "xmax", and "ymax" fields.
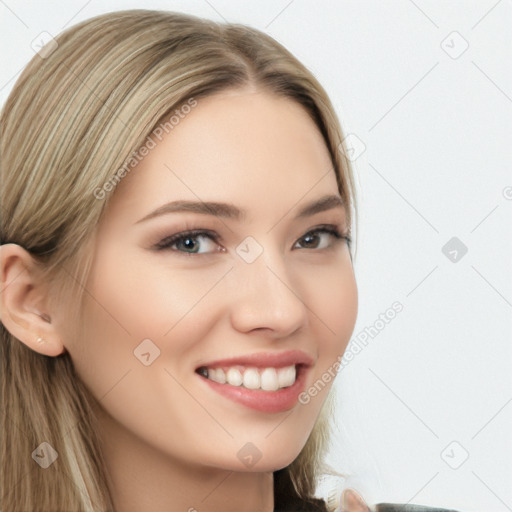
[
  {"xmin": 376, "ymin": 504, "xmax": 461, "ymax": 512},
  {"xmin": 273, "ymin": 468, "xmax": 329, "ymax": 512}
]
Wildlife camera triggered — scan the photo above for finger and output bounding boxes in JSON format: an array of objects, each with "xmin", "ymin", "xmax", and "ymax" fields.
[{"xmin": 341, "ymin": 488, "xmax": 372, "ymax": 512}]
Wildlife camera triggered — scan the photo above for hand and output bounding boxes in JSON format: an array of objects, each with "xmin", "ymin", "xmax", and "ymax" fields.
[{"xmin": 340, "ymin": 488, "xmax": 372, "ymax": 512}]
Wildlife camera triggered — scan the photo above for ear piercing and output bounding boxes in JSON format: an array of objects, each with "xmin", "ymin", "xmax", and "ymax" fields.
[{"xmin": 36, "ymin": 337, "xmax": 45, "ymax": 344}]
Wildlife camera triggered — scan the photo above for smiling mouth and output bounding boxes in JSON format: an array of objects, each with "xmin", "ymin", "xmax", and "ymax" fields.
[{"xmin": 195, "ymin": 364, "xmax": 302, "ymax": 392}]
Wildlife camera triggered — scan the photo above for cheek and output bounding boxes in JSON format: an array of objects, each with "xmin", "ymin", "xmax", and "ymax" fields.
[
  {"xmin": 289, "ymin": 263, "xmax": 356, "ymax": 438},
  {"xmin": 63, "ymin": 254, "xmax": 227, "ymax": 449},
  {"xmin": 302, "ymin": 255, "xmax": 358, "ymax": 356},
  {"xmin": 84, "ymin": 245, "xmax": 226, "ymax": 338},
  {"xmin": 300, "ymin": 256, "xmax": 357, "ymax": 409},
  {"xmin": 67, "ymin": 250, "xmax": 228, "ymax": 393}
]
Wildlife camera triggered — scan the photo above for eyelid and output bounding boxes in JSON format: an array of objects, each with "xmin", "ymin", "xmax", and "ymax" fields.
[
  {"xmin": 152, "ymin": 228, "xmax": 221, "ymax": 252},
  {"xmin": 152, "ymin": 223, "xmax": 350, "ymax": 254}
]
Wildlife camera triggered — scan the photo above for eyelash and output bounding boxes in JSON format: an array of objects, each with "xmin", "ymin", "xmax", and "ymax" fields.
[{"xmin": 153, "ymin": 224, "xmax": 352, "ymax": 255}]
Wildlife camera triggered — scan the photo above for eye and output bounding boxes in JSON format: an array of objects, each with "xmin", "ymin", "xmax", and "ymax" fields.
[
  {"xmin": 154, "ymin": 229, "xmax": 222, "ymax": 255},
  {"xmin": 293, "ymin": 225, "xmax": 350, "ymax": 250},
  {"xmin": 154, "ymin": 225, "xmax": 351, "ymax": 255}
]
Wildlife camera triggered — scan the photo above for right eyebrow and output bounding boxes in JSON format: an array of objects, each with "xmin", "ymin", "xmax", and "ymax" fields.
[
  {"xmin": 134, "ymin": 200, "xmax": 245, "ymax": 224},
  {"xmin": 134, "ymin": 194, "xmax": 345, "ymax": 225}
]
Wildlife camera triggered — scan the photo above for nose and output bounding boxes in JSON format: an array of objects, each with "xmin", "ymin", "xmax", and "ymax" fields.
[{"xmin": 228, "ymin": 248, "xmax": 309, "ymax": 338}]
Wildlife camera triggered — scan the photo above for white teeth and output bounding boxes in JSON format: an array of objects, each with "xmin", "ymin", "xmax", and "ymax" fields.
[
  {"xmin": 225, "ymin": 368, "xmax": 243, "ymax": 386},
  {"xmin": 204, "ymin": 365, "xmax": 297, "ymax": 391},
  {"xmin": 277, "ymin": 365, "xmax": 296, "ymax": 388},
  {"xmin": 243, "ymin": 368, "xmax": 260, "ymax": 389},
  {"xmin": 212, "ymin": 368, "xmax": 226, "ymax": 384},
  {"xmin": 260, "ymin": 368, "xmax": 279, "ymax": 391}
]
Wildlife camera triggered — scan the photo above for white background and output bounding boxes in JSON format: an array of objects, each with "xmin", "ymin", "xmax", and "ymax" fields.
[{"xmin": 1, "ymin": 1, "xmax": 511, "ymax": 511}]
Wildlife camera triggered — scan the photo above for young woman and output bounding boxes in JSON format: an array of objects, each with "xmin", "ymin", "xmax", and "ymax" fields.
[{"xmin": 0, "ymin": 9, "xmax": 360, "ymax": 511}]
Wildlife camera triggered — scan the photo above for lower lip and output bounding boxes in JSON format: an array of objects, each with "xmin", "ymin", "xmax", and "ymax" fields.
[{"xmin": 197, "ymin": 365, "xmax": 310, "ymax": 413}]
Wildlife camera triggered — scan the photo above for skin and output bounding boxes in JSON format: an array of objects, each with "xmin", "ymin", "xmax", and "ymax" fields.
[{"xmin": 0, "ymin": 86, "xmax": 358, "ymax": 512}]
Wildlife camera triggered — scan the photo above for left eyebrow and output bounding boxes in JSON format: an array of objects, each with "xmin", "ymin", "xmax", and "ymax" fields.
[
  {"xmin": 134, "ymin": 193, "xmax": 345, "ymax": 224},
  {"xmin": 295, "ymin": 194, "xmax": 345, "ymax": 219}
]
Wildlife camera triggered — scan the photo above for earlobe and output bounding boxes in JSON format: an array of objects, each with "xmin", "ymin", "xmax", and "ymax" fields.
[{"xmin": 0, "ymin": 243, "xmax": 66, "ymax": 357}]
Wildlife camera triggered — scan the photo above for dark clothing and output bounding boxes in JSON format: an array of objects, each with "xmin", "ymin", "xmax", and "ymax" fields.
[
  {"xmin": 273, "ymin": 469, "xmax": 329, "ymax": 512},
  {"xmin": 376, "ymin": 505, "xmax": 461, "ymax": 512}
]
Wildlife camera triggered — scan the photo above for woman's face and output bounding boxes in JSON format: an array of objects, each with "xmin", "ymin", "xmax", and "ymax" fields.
[{"xmin": 62, "ymin": 88, "xmax": 358, "ymax": 473}]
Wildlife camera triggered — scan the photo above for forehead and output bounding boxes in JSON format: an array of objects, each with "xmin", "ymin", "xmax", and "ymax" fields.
[{"xmin": 105, "ymin": 89, "xmax": 340, "ymax": 224}]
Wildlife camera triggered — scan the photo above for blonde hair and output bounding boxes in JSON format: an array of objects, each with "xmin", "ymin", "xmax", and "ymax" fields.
[{"xmin": 0, "ymin": 9, "xmax": 357, "ymax": 511}]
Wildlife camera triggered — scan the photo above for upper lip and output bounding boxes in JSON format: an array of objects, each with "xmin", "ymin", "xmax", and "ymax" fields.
[{"xmin": 196, "ymin": 350, "xmax": 315, "ymax": 370}]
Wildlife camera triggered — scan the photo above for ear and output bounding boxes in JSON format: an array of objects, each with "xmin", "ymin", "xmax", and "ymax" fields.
[{"xmin": 0, "ymin": 243, "xmax": 66, "ymax": 357}]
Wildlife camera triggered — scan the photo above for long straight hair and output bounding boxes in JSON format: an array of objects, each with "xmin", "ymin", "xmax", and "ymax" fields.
[{"xmin": 0, "ymin": 10, "xmax": 358, "ymax": 511}]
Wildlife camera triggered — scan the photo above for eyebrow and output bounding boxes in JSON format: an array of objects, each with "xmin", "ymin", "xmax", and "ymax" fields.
[{"xmin": 135, "ymin": 194, "xmax": 344, "ymax": 224}]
